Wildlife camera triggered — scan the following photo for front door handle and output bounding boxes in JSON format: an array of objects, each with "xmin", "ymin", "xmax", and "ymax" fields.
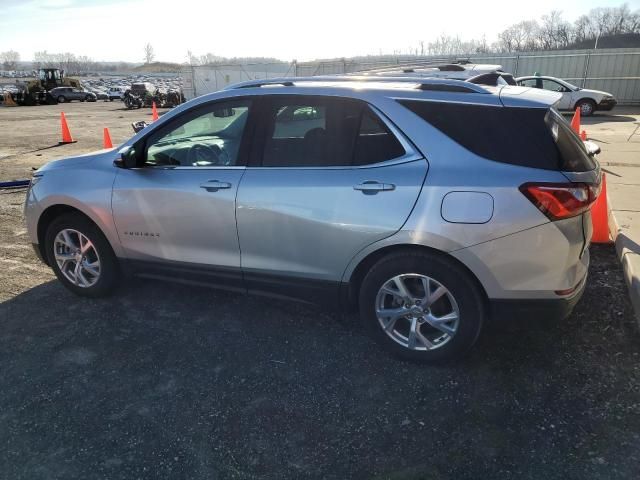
[
  {"xmin": 200, "ymin": 180, "xmax": 232, "ymax": 192},
  {"xmin": 354, "ymin": 181, "xmax": 396, "ymax": 193}
]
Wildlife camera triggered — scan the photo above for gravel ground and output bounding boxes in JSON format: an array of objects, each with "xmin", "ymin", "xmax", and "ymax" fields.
[{"xmin": 1, "ymin": 104, "xmax": 640, "ymax": 479}]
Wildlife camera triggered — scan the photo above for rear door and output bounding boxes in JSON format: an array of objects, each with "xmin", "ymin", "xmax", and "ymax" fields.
[{"xmin": 235, "ymin": 95, "xmax": 428, "ymax": 303}]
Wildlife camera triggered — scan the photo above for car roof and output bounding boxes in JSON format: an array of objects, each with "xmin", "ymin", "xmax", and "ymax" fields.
[
  {"xmin": 219, "ymin": 76, "xmax": 561, "ymax": 109},
  {"xmin": 517, "ymin": 75, "xmax": 562, "ymax": 81}
]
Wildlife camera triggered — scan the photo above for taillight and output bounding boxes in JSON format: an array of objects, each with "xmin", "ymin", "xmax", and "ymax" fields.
[{"xmin": 519, "ymin": 182, "xmax": 600, "ymax": 220}]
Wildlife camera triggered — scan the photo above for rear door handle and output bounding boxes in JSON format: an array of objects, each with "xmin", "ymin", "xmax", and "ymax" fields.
[
  {"xmin": 354, "ymin": 181, "xmax": 396, "ymax": 193},
  {"xmin": 200, "ymin": 180, "xmax": 232, "ymax": 192}
]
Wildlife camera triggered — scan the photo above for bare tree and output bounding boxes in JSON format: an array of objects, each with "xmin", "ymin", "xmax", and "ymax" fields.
[
  {"xmin": 0, "ymin": 50, "xmax": 20, "ymax": 70},
  {"xmin": 144, "ymin": 43, "xmax": 155, "ymax": 64},
  {"xmin": 199, "ymin": 53, "xmax": 222, "ymax": 65},
  {"xmin": 187, "ymin": 50, "xmax": 200, "ymax": 65}
]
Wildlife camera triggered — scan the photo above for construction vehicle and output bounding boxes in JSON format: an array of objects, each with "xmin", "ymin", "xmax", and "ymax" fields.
[{"xmin": 11, "ymin": 68, "xmax": 82, "ymax": 106}]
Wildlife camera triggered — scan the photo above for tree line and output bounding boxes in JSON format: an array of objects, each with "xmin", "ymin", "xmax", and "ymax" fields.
[
  {"xmin": 2, "ymin": 3, "xmax": 639, "ymax": 71},
  {"xmin": 422, "ymin": 3, "xmax": 639, "ymax": 56}
]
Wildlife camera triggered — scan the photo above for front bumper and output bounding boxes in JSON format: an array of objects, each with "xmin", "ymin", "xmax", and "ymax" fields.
[
  {"xmin": 597, "ymin": 98, "xmax": 617, "ymax": 111},
  {"xmin": 31, "ymin": 243, "xmax": 48, "ymax": 265}
]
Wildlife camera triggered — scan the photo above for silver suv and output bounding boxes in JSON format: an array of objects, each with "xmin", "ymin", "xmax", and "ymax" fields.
[{"xmin": 24, "ymin": 77, "xmax": 601, "ymax": 362}]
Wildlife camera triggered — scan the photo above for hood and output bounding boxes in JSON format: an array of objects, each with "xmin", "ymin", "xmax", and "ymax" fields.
[
  {"xmin": 36, "ymin": 148, "xmax": 115, "ymax": 173},
  {"xmin": 579, "ymin": 88, "xmax": 613, "ymax": 97}
]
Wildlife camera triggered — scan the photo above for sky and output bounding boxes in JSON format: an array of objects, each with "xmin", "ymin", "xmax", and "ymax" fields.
[{"xmin": 0, "ymin": 0, "xmax": 638, "ymax": 63}]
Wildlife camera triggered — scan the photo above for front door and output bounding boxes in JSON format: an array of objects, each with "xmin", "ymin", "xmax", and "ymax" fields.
[
  {"xmin": 541, "ymin": 79, "xmax": 573, "ymax": 110},
  {"xmin": 236, "ymin": 95, "xmax": 428, "ymax": 303},
  {"xmin": 112, "ymin": 98, "xmax": 254, "ymax": 290}
]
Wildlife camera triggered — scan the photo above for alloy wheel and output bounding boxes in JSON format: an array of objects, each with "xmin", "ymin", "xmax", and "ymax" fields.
[
  {"xmin": 580, "ymin": 102, "xmax": 593, "ymax": 116},
  {"xmin": 375, "ymin": 273, "xmax": 460, "ymax": 351},
  {"xmin": 53, "ymin": 228, "xmax": 101, "ymax": 288}
]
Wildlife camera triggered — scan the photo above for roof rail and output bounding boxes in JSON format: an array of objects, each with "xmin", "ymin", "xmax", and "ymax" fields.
[
  {"xmin": 226, "ymin": 76, "xmax": 489, "ymax": 94},
  {"xmin": 357, "ymin": 63, "xmax": 468, "ymax": 75}
]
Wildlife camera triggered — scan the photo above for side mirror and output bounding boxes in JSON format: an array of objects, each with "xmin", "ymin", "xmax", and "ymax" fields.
[
  {"xmin": 114, "ymin": 146, "xmax": 138, "ymax": 168},
  {"xmin": 583, "ymin": 140, "xmax": 601, "ymax": 157}
]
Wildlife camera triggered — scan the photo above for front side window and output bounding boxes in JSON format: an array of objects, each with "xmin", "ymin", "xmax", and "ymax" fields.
[
  {"xmin": 260, "ymin": 96, "xmax": 405, "ymax": 167},
  {"xmin": 542, "ymin": 79, "xmax": 568, "ymax": 92},
  {"xmin": 519, "ymin": 78, "xmax": 540, "ymax": 88},
  {"xmin": 145, "ymin": 100, "xmax": 251, "ymax": 167}
]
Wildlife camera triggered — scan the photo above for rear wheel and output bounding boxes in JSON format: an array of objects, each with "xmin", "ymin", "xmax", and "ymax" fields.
[
  {"xmin": 45, "ymin": 213, "xmax": 119, "ymax": 297},
  {"xmin": 359, "ymin": 251, "xmax": 485, "ymax": 362},
  {"xmin": 576, "ymin": 99, "xmax": 595, "ymax": 117}
]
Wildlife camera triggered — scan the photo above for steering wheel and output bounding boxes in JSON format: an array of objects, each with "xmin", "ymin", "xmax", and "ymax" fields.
[{"xmin": 186, "ymin": 143, "xmax": 229, "ymax": 166}]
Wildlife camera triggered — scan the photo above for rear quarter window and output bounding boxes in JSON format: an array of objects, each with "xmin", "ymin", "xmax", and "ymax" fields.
[{"xmin": 398, "ymin": 100, "xmax": 595, "ymax": 172}]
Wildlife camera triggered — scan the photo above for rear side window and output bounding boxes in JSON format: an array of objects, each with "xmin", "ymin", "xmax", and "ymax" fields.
[
  {"xmin": 545, "ymin": 109, "xmax": 596, "ymax": 172},
  {"xmin": 353, "ymin": 108, "xmax": 406, "ymax": 165},
  {"xmin": 259, "ymin": 96, "xmax": 405, "ymax": 167},
  {"xmin": 398, "ymin": 100, "xmax": 595, "ymax": 172}
]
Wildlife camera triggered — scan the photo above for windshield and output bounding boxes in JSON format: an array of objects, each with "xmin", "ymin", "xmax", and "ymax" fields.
[{"xmin": 559, "ymin": 79, "xmax": 579, "ymax": 91}]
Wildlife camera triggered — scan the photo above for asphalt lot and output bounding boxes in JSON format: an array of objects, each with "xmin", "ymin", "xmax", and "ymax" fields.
[{"xmin": 1, "ymin": 102, "xmax": 640, "ymax": 479}]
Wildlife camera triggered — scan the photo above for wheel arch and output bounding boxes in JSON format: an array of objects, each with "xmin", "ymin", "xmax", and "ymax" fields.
[
  {"xmin": 37, "ymin": 204, "xmax": 104, "ymax": 265},
  {"xmin": 573, "ymin": 97, "xmax": 596, "ymax": 111},
  {"xmin": 343, "ymin": 243, "xmax": 489, "ymax": 312}
]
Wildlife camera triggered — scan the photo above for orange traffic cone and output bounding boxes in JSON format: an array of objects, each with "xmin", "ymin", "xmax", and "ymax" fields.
[
  {"xmin": 152, "ymin": 102, "xmax": 159, "ymax": 121},
  {"xmin": 591, "ymin": 173, "xmax": 611, "ymax": 244},
  {"xmin": 103, "ymin": 127, "xmax": 113, "ymax": 148},
  {"xmin": 59, "ymin": 112, "xmax": 75, "ymax": 144},
  {"xmin": 580, "ymin": 130, "xmax": 587, "ymax": 141},
  {"xmin": 570, "ymin": 107, "xmax": 581, "ymax": 134}
]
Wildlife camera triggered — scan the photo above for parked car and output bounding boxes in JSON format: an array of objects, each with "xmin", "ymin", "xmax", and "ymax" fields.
[
  {"xmin": 49, "ymin": 87, "xmax": 97, "ymax": 103},
  {"xmin": 516, "ymin": 75, "xmax": 617, "ymax": 116},
  {"xmin": 24, "ymin": 77, "xmax": 600, "ymax": 362},
  {"xmin": 358, "ymin": 62, "xmax": 515, "ymax": 83},
  {"xmin": 107, "ymin": 86, "xmax": 127, "ymax": 101}
]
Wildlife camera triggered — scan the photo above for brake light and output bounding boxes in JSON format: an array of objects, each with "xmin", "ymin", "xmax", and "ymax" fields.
[{"xmin": 519, "ymin": 182, "xmax": 600, "ymax": 220}]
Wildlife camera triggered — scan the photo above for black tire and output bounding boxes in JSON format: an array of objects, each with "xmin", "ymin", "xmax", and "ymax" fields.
[
  {"xmin": 109, "ymin": 98, "xmax": 114, "ymax": 102},
  {"xmin": 44, "ymin": 213, "xmax": 119, "ymax": 297},
  {"xmin": 575, "ymin": 98, "xmax": 596, "ymax": 117},
  {"xmin": 57, "ymin": 96, "xmax": 66, "ymax": 103},
  {"xmin": 358, "ymin": 251, "xmax": 486, "ymax": 363}
]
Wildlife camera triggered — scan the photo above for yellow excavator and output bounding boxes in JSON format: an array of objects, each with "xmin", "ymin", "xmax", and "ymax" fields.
[{"xmin": 12, "ymin": 68, "xmax": 82, "ymax": 105}]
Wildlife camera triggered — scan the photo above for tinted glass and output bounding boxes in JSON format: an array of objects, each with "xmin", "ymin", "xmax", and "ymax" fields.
[
  {"xmin": 261, "ymin": 97, "xmax": 361, "ymax": 167},
  {"xmin": 260, "ymin": 97, "xmax": 405, "ymax": 167},
  {"xmin": 353, "ymin": 108, "xmax": 406, "ymax": 165},
  {"xmin": 399, "ymin": 100, "xmax": 595, "ymax": 172},
  {"xmin": 145, "ymin": 100, "xmax": 251, "ymax": 167},
  {"xmin": 545, "ymin": 109, "xmax": 596, "ymax": 171}
]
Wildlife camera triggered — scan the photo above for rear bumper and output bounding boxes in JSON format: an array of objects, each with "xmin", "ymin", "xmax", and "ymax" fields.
[
  {"xmin": 597, "ymin": 98, "xmax": 617, "ymax": 111},
  {"xmin": 490, "ymin": 270, "xmax": 587, "ymax": 322}
]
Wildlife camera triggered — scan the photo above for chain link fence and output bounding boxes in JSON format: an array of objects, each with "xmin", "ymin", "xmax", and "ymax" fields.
[{"xmin": 183, "ymin": 47, "xmax": 640, "ymax": 105}]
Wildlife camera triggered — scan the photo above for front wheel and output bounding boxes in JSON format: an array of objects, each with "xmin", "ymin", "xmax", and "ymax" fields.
[
  {"xmin": 359, "ymin": 251, "xmax": 485, "ymax": 362},
  {"xmin": 576, "ymin": 99, "xmax": 595, "ymax": 117},
  {"xmin": 45, "ymin": 213, "xmax": 119, "ymax": 297},
  {"xmin": 57, "ymin": 96, "xmax": 66, "ymax": 103}
]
